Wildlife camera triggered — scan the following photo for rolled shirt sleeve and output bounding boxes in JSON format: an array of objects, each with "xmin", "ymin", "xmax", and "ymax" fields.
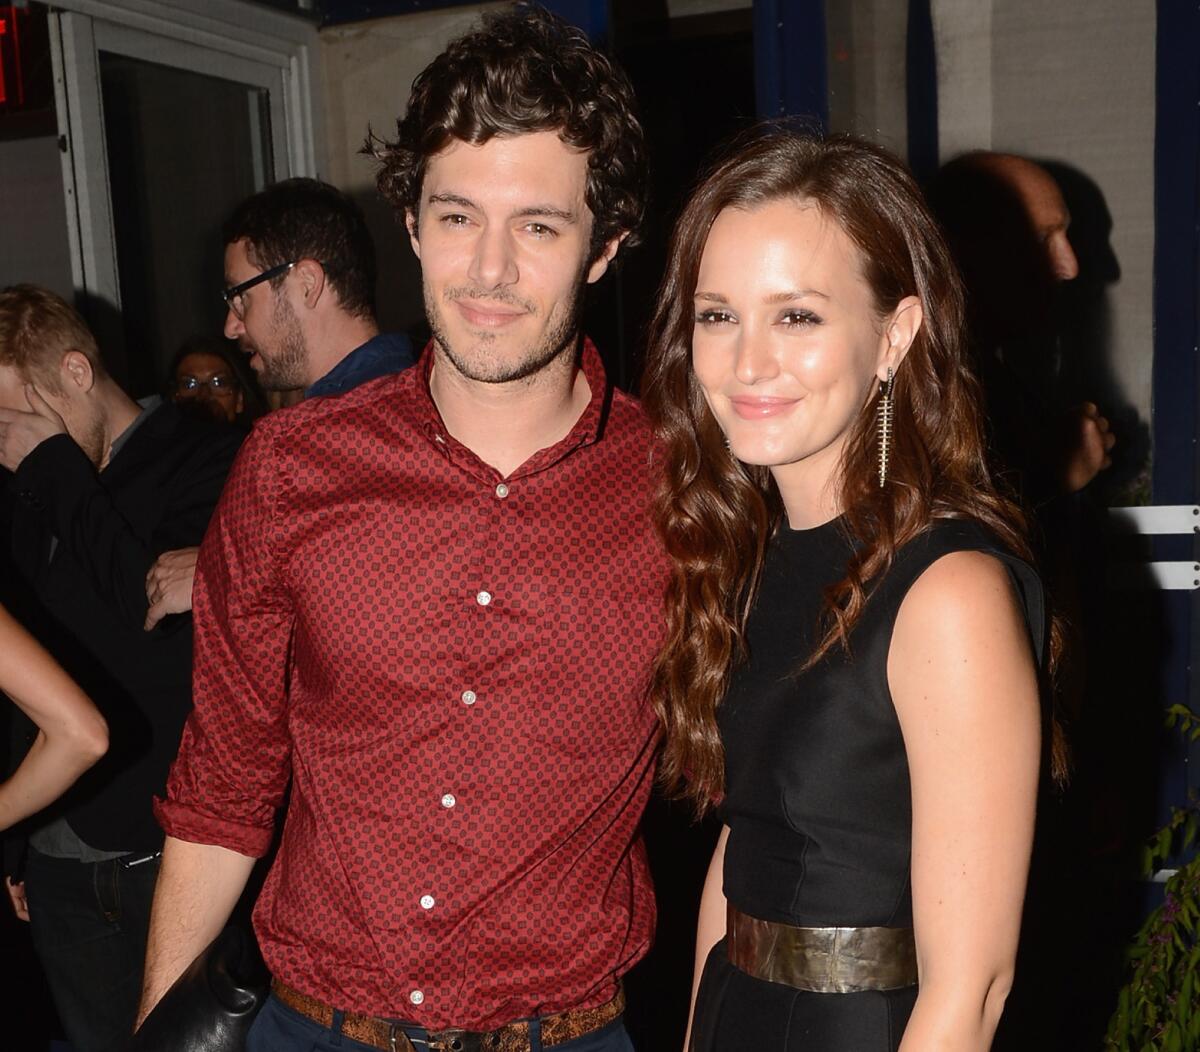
[{"xmin": 155, "ymin": 423, "xmax": 295, "ymax": 857}]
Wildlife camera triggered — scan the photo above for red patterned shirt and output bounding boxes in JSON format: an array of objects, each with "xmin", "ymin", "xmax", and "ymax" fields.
[{"xmin": 156, "ymin": 342, "xmax": 669, "ymax": 1030}]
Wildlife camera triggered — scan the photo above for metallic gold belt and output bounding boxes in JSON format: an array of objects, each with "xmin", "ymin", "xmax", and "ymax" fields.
[{"xmin": 726, "ymin": 903, "xmax": 918, "ymax": 994}]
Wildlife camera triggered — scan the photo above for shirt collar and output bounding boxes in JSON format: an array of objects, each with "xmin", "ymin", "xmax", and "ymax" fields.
[
  {"xmin": 107, "ymin": 395, "xmax": 162, "ymax": 465},
  {"xmin": 412, "ymin": 337, "xmax": 611, "ymax": 481},
  {"xmin": 305, "ymin": 332, "xmax": 416, "ymax": 399}
]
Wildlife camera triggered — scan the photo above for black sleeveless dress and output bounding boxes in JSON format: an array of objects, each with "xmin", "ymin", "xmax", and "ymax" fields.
[{"xmin": 690, "ymin": 517, "xmax": 1044, "ymax": 1051}]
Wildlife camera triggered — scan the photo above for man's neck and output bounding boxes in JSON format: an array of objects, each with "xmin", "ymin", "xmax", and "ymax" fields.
[
  {"xmin": 304, "ymin": 315, "xmax": 381, "ymax": 388},
  {"xmin": 429, "ymin": 345, "xmax": 591, "ymax": 478},
  {"xmin": 98, "ymin": 383, "xmax": 144, "ymax": 471}
]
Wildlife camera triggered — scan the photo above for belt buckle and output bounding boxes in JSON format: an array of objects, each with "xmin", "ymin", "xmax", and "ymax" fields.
[{"xmin": 427, "ymin": 1030, "xmax": 482, "ymax": 1052}]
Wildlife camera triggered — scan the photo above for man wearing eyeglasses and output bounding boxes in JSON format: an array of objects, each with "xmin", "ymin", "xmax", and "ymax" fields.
[
  {"xmin": 220, "ymin": 178, "xmax": 415, "ymax": 399},
  {"xmin": 141, "ymin": 180, "xmax": 416, "ymax": 631},
  {"xmin": 0, "ymin": 284, "xmax": 241, "ymax": 1052}
]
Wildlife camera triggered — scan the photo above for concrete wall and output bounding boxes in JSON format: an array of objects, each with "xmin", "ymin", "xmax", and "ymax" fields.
[
  {"xmin": 0, "ymin": 135, "xmax": 74, "ymax": 299},
  {"xmin": 666, "ymin": 0, "xmax": 750, "ymax": 15},
  {"xmin": 825, "ymin": 0, "xmax": 910, "ymax": 157},
  {"xmin": 936, "ymin": 0, "xmax": 1157, "ymax": 494},
  {"xmin": 827, "ymin": 0, "xmax": 1156, "ymax": 495},
  {"xmin": 319, "ymin": 4, "xmax": 504, "ymax": 335}
]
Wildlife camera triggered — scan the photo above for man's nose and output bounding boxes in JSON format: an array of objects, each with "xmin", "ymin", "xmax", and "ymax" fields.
[
  {"xmin": 1050, "ymin": 233, "xmax": 1079, "ymax": 282},
  {"xmin": 223, "ymin": 308, "xmax": 244, "ymax": 340},
  {"xmin": 468, "ymin": 227, "xmax": 519, "ymax": 289}
]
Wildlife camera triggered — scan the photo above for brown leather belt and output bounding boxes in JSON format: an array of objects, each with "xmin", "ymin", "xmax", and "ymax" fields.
[
  {"xmin": 271, "ymin": 979, "xmax": 624, "ymax": 1052},
  {"xmin": 726, "ymin": 903, "xmax": 918, "ymax": 994}
]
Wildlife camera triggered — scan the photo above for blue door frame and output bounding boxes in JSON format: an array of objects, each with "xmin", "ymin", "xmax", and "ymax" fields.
[{"xmin": 1152, "ymin": 0, "xmax": 1200, "ymax": 811}]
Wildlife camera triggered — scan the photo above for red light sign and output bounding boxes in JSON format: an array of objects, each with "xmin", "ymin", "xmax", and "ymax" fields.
[
  {"xmin": 0, "ymin": 4, "xmax": 55, "ymax": 138},
  {"xmin": 0, "ymin": 15, "xmax": 8, "ymax": 107}
]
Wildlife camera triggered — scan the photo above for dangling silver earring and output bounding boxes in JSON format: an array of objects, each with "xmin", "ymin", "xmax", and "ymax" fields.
[{"xmin": 877, "ymin": 367, "xmax": 895, "ymax": 487}]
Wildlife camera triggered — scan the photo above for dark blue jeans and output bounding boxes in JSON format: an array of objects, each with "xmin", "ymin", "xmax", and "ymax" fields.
[
  {"xmin": 247, "ymin": 993, "xmax": 637, "ymax": 1052},
  {"xmin": 24, "ymin": 847, "xmax": 161, "ymax": 1052}
]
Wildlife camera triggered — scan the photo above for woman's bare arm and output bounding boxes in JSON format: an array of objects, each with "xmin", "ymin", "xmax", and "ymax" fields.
[
  {"xmin": 0, "ymin": 602, "xmax": 108, "ymax": 832},
  {"xmin": 889, "ymin": 551, "xmax": 1040, "ymax": 1052}
]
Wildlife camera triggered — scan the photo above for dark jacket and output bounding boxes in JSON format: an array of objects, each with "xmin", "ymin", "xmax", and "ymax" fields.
[{"xmin": 5, "ymin": 401, "xmax": 242, "ymax": 854}]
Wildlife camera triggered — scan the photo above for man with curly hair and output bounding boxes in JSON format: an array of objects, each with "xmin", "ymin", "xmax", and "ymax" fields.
[{"xmin": 137, "ymin": 7, "xmax": 667, "ymax": 1051}]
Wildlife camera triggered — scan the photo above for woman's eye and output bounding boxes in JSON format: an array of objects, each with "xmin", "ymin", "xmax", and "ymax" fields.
[
  {"xmin": 695, "ymin": 309, "xmax": 735, "ymax": 326},
  {"xmin": 780, "ymin": 309, "xmax": 821, "ymax": 327}
]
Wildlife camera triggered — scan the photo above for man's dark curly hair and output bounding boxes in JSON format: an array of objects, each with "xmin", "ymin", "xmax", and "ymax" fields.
[
  {"xmin": 367, "ymin": 3, "xmax": 647, "ymax": 262},
  {"xmin": 223, "ymin": 178, "xmax": 377, "ymax": 320}
]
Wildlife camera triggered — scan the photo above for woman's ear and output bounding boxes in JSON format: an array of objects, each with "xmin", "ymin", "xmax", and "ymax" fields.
[{"xmin": 877, "ymin": 296, "xmax": 924, "ymax": 382}]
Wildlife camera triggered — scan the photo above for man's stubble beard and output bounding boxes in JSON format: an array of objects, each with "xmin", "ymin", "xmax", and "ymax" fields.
[
  {"xmin": 252, "ymin": 295, "xmax": 310, "ymax": 392},
  {"xmin": 424, "ymin": 280, "xmax": 585, "ymax": 386}
]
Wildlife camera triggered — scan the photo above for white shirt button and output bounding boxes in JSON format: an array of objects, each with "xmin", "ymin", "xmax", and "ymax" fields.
[
  {"xmin": 461, "ymin": 690, "xmax": 477, "ymax": 706},
  {"xmin": 441, "ymin": 793, "xmax": 457, "ymax": 809},
  {"xmin": 409, "ymin": 989, "xmax": 425, "ymax": 1006},
  {"xmin": 495, "ymin": 483, "xmax": 510, "ymax": 499},
  {"xmin": 476, "ymin": 590, "xmax": 492, "ymax": 606},
  {"xmin": 419, "ymin": 894, "xmax": 435, "ymax": 910}
]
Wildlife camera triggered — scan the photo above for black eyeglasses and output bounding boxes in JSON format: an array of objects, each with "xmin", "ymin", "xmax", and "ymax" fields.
[
  {"xmin": 175, "ymin": 373, "xmax": 239, "ymax": 394},
  {"xmin": 221, "ymin": 261, "xmax": 297, "ymax": 319}
]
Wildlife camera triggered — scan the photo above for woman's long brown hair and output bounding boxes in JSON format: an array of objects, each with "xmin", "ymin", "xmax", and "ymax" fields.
[{"xmin": 641, "ymin": 130, "xmax": 1066, "ymax": 815}]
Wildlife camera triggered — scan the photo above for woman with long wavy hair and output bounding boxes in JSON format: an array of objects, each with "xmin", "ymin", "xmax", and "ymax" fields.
[{"xmin": 642, "ymin": 130, "xmax": 1053, "ymax": 1051}]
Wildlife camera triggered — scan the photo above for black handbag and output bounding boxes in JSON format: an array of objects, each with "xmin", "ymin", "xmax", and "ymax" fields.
[{"xmin": 127, "ymin": 925, "xmax": 269, "ymax": 1052}]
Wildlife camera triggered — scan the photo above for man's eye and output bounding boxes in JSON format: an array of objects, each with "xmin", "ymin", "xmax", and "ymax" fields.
[
  {"xmin": 695, "ymin": 309, "xmax": 735, "ymax": 326},
  {"xmin": 441, "ymin": 214, "xmax": 470, "ymax": 227},
  {"xmin": 525, "ymin": 223, "xmax": 557, "ymax": 238}
]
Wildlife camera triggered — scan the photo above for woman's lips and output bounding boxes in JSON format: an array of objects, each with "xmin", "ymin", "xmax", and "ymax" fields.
[
  {"xmin": 454, "ymin": 299, "xmax": 527, "ymax": 328},
  {"xmin": 728, "ymin": 396, "xmax": 800, "ymax": 419}
]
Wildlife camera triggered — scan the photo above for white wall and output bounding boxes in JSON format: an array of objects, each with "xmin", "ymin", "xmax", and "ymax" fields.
[
  {"xmin": 319, "ymin": 4, "xmax": 504, "ymax": 333},
  {"xmin": 985, "ymin": 2, "xmax": 1156, "ymax": 438},
  {"xmin": 932, "ymin": 0, "xmax": 1157, "ymax": 495},
  {"xmin": 0, "ymin": 135, "xmax": 74, "ymax": 298},
  {"xmin": 825, "ymin": 0, "xmax": 910, "ymax": 157},
  {"xmin": 829, "ymin": 0, "xmax": 1156, "ymax": 493},
  {"xmin": 666, "ymin": 0, "xmax": 750, "ymax": 15}
]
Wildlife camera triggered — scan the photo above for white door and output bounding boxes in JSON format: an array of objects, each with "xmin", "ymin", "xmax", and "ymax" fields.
[{"xmin": 49, "ymin": 0, "xmax": 320, "ymax": 394}]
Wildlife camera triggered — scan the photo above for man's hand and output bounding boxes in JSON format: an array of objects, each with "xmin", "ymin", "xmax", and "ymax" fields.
[
  {"xmin": 0, "ymin": 385, "xmax": 68, "ymax": 472},
  {"xmin": 144, "ymin": 547, "xmax": 200, "ymax": 630},
  {"xmin": 1060, "ymin": 402, "xmax": 1115, "ymax": 494},
  {"xmin": 6, "ymin": 877, "xmax": 29, "ymax": 922}
]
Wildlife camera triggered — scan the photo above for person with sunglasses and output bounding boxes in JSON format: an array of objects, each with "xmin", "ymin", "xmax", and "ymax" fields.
[{"xmin": 168, "ymin": 337, "xmax": 262, "ymax": 426}]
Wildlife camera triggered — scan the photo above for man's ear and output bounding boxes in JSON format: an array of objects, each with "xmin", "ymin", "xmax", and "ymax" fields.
[
  {"xmin": 876, "ymin": 296, "xmax": 924, "ymax": 381},
  {"xmin": 585, "ymin": 232, "xmax": 627, "ymax": 285},
  {"xmin": 406, "ymin": 210, "xmax": 421, "ymax": 260},
  {"xmin": 294, "ymin": 258, "xmax": 328, "ymax": 310},
  {"xmin": 60, "ymin": 350, "xmax": 96, "ymax": 394}
]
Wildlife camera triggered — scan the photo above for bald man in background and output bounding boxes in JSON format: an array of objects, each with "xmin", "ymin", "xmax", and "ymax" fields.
[{"xmin": 930, "ymin": 151, "xmax": 1115, "ymax": 500}]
